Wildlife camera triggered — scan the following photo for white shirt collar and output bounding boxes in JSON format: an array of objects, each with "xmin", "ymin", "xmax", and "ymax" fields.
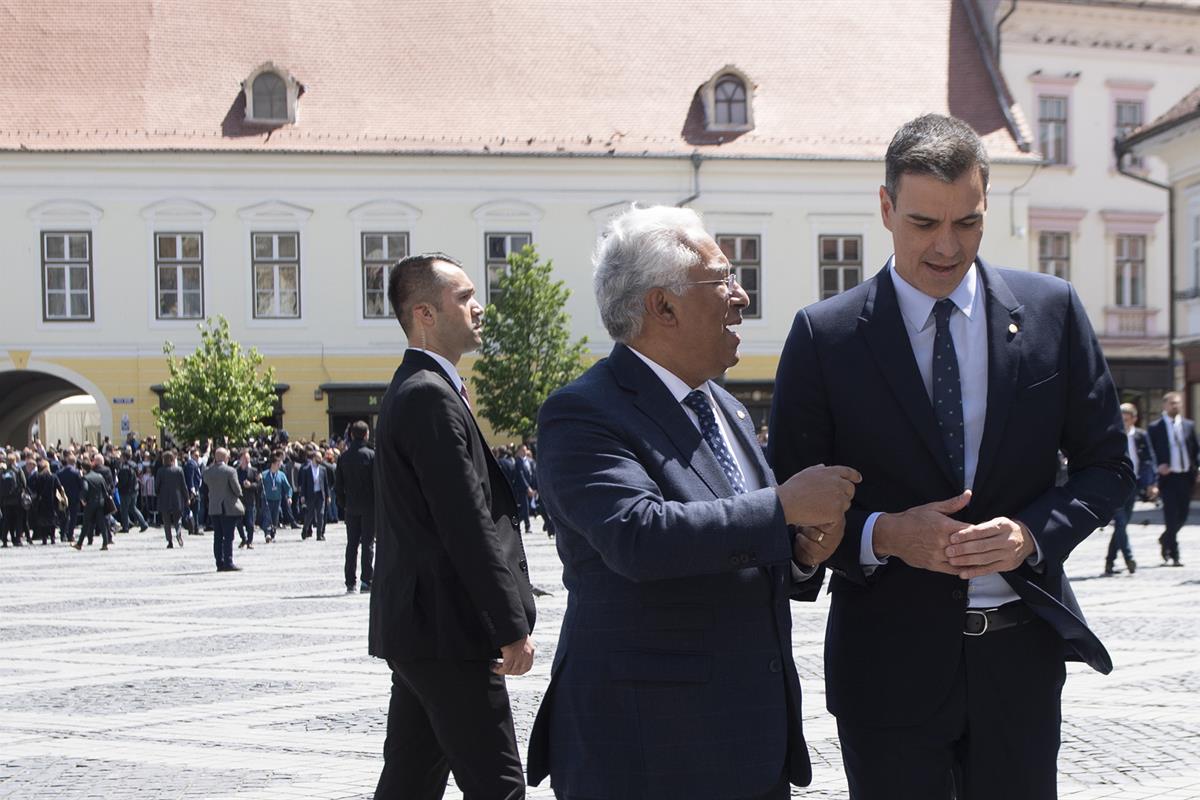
[
  {"xmin": 408, "ymin": 347, "xmax": 465, "ymax": 395},
  {"xmin": 888, "ymin": 257, "xmax": 979, "ymax": 333},
  {"xmin": 626, "ymin": 346, "xmax": 713, "ymax": 406}
]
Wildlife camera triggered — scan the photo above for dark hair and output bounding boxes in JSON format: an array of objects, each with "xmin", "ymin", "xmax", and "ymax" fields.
[
  {"xmin": 350, "ymin": 420, "xmax": 369, "ymax": 440},
  {"xmin": 884, "ymin": 114, "xmax": 990, "ymax": 204},
  {"xmin": 162, "ymin": 451, "xmax": 176, "ymax": 465},
  {"xmin": 387, "ymin": 252, "xmax": 463, "ymax": 334}
]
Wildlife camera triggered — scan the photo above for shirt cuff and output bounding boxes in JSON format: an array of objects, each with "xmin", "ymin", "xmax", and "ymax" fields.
[
  {"xmin": 1021, "ymin": 521, "xmax": 1043, "ymax": 568},
  {"xmin": 790, "ymin": 561, "xmax": 819, "ymax": 582},
  {"xmin": 861, "ymin": 512, "xmax": 890, "ymax": 574}
]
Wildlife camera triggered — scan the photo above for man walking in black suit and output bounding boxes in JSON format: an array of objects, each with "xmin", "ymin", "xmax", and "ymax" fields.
[
  {"xmin": 334, "ymin": 420, "xmax": 375, "ymax": 593},
  {"xmin": 156, "ymin": 451, "xmax": 188, "ymax": 548},
  {"xmin": 1106, "ymin": 403, "xmax": 1157, "ymax": 575},
  {"xmin": 370, "ymin": 252, "xmax": 536, "ymax": 800},
  {"xmin": 770, "ymin": 114, "xmax": 1132, "ymax": 800},
  {"xmin": 298, "ymin": 448, "xmax": 331, "ymax": 541},
  {"xmin": 1148, "ymin": 391, "xmax": 1198, "ymax": 566}
]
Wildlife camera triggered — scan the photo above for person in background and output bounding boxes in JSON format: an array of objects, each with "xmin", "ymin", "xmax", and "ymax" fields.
[
  {"xmin": 1148, "ymin": 391, "xmax": 1198, "ymax": 567},
  {"xmin": 27, "ymin": 458, "xmax": 63, "ymax": 545},
  {"xmin": 260, "ymin": 454, "xmax": 292, "ymax": 543},
  {"xmin": 236, "ymin": 450, "xmax": 262, "ymax": 550},
  {"xmin": 203, "ymin": 447, "xmax": 244, "ymax": 572},
  {"xmin": 57, "ymin": 453, "xmax": 83, "ymax": 544},
  {"xmin": 335, "ymin": 420, "xmax": 376, "ymax": 593},
  {"xmin": 1105, "ymin": 403, "xmax": 1157, "ymax": 576},
  {"xmin": 74, "ymin": 459, "xmax": 112, "ymax": 551},
  {"xmin": 156, "ymin": 450, "xmax": 188, "ymax": 549}
]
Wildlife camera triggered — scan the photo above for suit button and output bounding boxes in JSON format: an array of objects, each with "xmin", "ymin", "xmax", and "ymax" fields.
[
  {"xmin": 768, "ymin": 658, "xmax": 782, "ymax": 673},
  {"xmin": 952, "ymin": 589, "xmax": 965, "ymax": 601}
]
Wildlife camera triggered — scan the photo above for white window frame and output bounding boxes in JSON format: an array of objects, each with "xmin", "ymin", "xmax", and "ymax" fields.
[
  {"xmin": 701, "ymin": 66, "xmax": 755, "ymax": 132},
  {"xmin": 237, "ymin": 200, "xmax": 312, "ymax": 328},
  {"xmin": 715, "ymin": 234, "xmax": 762, "ymax": 319},
  {"xmin": 28, "ymin": 200, "xmax": 103, "ymax": 330},
  {"xmin": 1107, "ymin": 79, "xmax": 1153, "ymax": 172},
  {"xmin": 361, "ymin": 232, "xmax": 410, "ymax": 320},
  {"xmin": 252, "ymin": 232, "xmax": 302, "ymax": 319},
  {"xmin": 807, "ymin": 213, "xmax": 872, "ymax": 309},
  {"xmin": 818, "ymin": 234, "xmax": 864, "ymax": 301},
  {"xmin": 483, "ymin": 232, "xmax": 532, "ymax": 305},
  {"xmin": 472, "ymin": 200, "xmax": 542, "ymax": 306},
  {"xmin": 154, "ymin": 233, "xmax": 204, "ymax": 320},
  {"xmin": 1037, "ymin": 231, "xmax": 1070, "ymax": 281},
  {"xmin": 703, "ymin": 211, "xmax": 771, "ymax": 328},
  {"xmin": 347, "ymin": 200, "xmax": 423, "ymax": 328},
  {"xmin": 1030, "ymin": 72, "xmax": 1078, "ymax": 168},
  {"xmin": 140, "ymin": 199, "xmax": 216, "ymax": 329},
  {"xmin": 42, "ymin": 231, "xmax": 93, "ymax": 322},
  {"xmin": 1115, "ymin": 234, "xmax": 1146, "ymax": 308}
]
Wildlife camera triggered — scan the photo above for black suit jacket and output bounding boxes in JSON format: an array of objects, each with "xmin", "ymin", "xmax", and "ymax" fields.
[
  {"xmin": 1147, "ymin": 415, "xmax": 1199, "ymax": 479},
  {"xmin": 296, "ymin": 462, "xmax": 332, "ymax": 500},
  {"xmin": 155, "ymin": 465, "xmax": 189, "ymax": 516},
  {"xmin": 769, "ymin": 261, "xmax": 1133, "ymax": 727},
  {"xmin": 369, "ymin": 349, "xmax": 535, "ymax": 662},
  {"xmin": 334, "ymin": 441, "xmax": 375, "ymax": 514}
]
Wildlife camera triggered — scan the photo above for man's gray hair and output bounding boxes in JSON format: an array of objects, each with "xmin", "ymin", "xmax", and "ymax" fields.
[
  {"xmin": 884, "ymin": 114, "xmax": 990, "ymax": 203},
  {"xmin": 593, "ymin": 205, "xmax": 709, "ymax": 342}
]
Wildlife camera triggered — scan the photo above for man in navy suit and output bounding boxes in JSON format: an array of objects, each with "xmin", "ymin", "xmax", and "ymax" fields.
[
  {"xmin": 297, "ymin": 448, "xmax": 332, "ymax": 541},
  {"xmin": 1147, "ymin": 391, "xmax": 1197, "ymax": 566},
  {"xmin": 1105, "ymin": 402, "xmax": 1157, "ymax": 575},
  {"xmin": 769, "ymin": 115, "xmax": 1133, "ymax": 800},
  {"xmin": 528, "ymin": 205, "xmax": 861, "ymax": 799}
]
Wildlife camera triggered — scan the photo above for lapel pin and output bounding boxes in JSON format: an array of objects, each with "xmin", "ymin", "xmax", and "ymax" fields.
[
  {"xmin": 1008, "ymin": 323, "xmax": 1019, "ymax": 334},
  {"xmin": 736, "ymin": 410, "xmax": 746, "ymax": 420}
]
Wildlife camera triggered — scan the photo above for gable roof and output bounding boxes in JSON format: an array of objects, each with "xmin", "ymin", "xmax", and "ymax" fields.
[
  {"xmin": 0, "ymin": 0, "xmax": 1033, "ymax": 162},
  {"xmin": 1123, "ymin": 83, "xmax": 1200, "ymax": 151}
]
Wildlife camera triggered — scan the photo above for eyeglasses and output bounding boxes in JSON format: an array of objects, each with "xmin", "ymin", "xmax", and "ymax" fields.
[{"xmin": 683, "ymin": 272, "xmax": 739, "ymax": 290}]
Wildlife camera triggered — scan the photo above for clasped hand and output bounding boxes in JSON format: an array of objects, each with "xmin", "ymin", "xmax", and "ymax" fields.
[{"xmin": 874, "ymin": 490, "xmax": 1036, "ymax": 579}]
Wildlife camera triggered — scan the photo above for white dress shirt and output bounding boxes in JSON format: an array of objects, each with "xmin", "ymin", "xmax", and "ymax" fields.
[
  {"xmin": 1126, "ymin": 428, "xmax": 1140, "ymax": 473},
  {"xmin": 308, "ymin": 462, "xmax": 324, "ymax": 492},
  {"xmin": 1166, "ymin": 415, "xmax": 1191, "ymax": 473},
  {"xmin": 860, "ymin": 260, "xmax": 1035, "ymax": 608}
]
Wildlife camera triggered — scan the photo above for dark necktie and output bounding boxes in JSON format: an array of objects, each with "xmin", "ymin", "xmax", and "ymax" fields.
[
  {"xmin": 932, "ymin": 298, "xmax": 965, "ymax": 490},
  {"xmin": 683, "ymin": 389, "xmax": 746, "ymax": 495}
]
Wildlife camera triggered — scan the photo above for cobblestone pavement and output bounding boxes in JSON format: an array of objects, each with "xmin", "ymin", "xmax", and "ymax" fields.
[{"xmin": 1, "ymin": 506, "xmax": 1198, "ymax": 799}]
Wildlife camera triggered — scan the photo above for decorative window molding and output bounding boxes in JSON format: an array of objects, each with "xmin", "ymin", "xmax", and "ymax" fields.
[
  {"xmin": 1100, "ymin": 209, "xmax": 1163, "ymax": 237},
  {"xmin": 242, "ymin": 62, "xmax": 301, "ymax": 125},
  {"xmin": 1107, "ymin": 79, "xmax": 1154, "ymax": 171},
  {"xmin": 1030, "ymin": 71, "xmax": 1078, "ymax": 167},
  {"xmin": 27, "ymin": 199, "xmax": 103, "ymax": 227},
  {"xmin": 348, "ymin": 201, "xmax": 422, "ymax": 325},
  {"xmin": 237, "ymin": 200, "xmax": 313, "ymax": 225},
  {"xmin": 141, "ymin": 200, "xmax": 214, "ymax": 328},
  {"xmin": 139, "ymin": 198, "xmax": 216, "ymax": 225},
  {"xmin": 237, "ymin": 201, "xmax": 312, "ymax": 326},
  {"xmin": 471, "ymin": 199, "xmax": 544, "ymax": 225},
  {"xmin": 473, "ymin": 200, "xmax": 542, "ymax": 305},
  {"xmin": 1028, "ymin": 207, "xmax": 1087, "ymax": 234},
  {"xmin": 348, "ymin": 199, "xmax": 422, "ymax": 227},
  {"xmin": 700, "ymin": 66, "xmax": 755, "ymax": 133}
]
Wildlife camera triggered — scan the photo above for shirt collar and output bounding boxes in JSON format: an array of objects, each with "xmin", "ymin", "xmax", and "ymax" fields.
[
  {"xmin": 408, "ymin": 347, "xmax": 465, "ymax": 395},
  {"xmin": 627, "ymin": 346, "xmax": 714, "ymax": 407},
  {"xmin": 887, "ymin": 257, "xmax": 979, "ymax": 333}
]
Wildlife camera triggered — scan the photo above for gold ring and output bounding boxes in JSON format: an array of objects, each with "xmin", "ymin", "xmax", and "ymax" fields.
[{"xmin": 816, "ymin": 531, "xmax": 826, "ymax": 544}]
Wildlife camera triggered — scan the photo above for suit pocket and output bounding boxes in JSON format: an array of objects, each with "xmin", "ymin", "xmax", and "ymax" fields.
[
  {"xmin": 1022, "ymin": 371, "xmax": 1060, "ymax": 392},
  {"xmin": 609, "ymin": 651, "xmax": 712, "ymax": 684}
]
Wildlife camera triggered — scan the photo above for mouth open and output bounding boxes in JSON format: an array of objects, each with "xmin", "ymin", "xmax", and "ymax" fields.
[{"xmin": 923, "ymin": 260, "xmax": 961, "ymax": 274}]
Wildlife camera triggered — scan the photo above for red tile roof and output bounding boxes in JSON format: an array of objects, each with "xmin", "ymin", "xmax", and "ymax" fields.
[
  {"xmin": 0, "ymin": 0, "xmax": 1033, "ymax": 161},
  {"xmin": 1125, "ymin": 83, "xmax": 1200, "ymax": 149}
]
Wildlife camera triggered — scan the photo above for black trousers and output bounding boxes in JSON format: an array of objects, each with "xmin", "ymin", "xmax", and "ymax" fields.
[
  {"xmin": 375, "ymin": 659, "xmax": 524, "ymax": 800},
  {"xmin": 344, "ymin": 511, "xmax": 375, "ymax": 588},
  {"xmin": 1158, "ymin": 472, "xmax": 1191, "ymax": 561},
  {"xmin": 837, "ymin": 614, "xmax": 1065, "ymax": 800}
]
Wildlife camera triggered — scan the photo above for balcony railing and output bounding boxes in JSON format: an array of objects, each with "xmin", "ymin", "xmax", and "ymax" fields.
[{"xmin": 1103, "ymin": 306, "xmax": 1159, "ymax": 337}]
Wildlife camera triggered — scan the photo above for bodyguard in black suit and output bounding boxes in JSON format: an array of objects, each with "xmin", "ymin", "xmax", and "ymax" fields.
[
  {"xmin": 1147, "ymin": 391, "xmax": 1198, "ymax": 566},
  {"xmin": 770, "ymin": 115, "xmax": 1132, "ymax": 800},
  {"xmin": 369, "ymin": 253, "xmax": 536, "ymax": 800},
  {"xmin": 334, "ymin": 420, "xmax": 375, "ymax": 592},
  {"xmin": 1105, "ymin": 403, "xmax": 1157, "ymax": 575},
  {"xmin": 297, "ymin": 449, "xmax": 332, "ymax": 540}
]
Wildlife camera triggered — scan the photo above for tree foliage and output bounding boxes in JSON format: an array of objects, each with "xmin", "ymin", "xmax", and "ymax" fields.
[
  {"xmin": 474, "ymin": 245, "xmax": 589, "ymax": 441},
  {"xmin": 153, "ymin": 316, "xmax": 278, "ymax": 445}
]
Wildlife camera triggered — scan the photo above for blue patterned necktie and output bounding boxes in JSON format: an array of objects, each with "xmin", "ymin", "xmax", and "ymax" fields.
[
  {"xmin": 932, "ymin": 298, "xmax": 965, "ymax": 491},
  {"xmin": 683, "ymin": 389, "xmax": 747, "ymax": 495}
]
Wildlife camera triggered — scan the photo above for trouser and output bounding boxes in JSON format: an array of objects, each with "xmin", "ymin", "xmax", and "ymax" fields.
[
  {"xmin": 60, "ymin": 498, "xmax": 80, "ymax": 542},
  {"xmin": 261, "ymin": 499, "xmax": 282, "ymax": 535},
  {"xmin": 326, "ymin": 493, "xmax": 339, "ymax": 523},
  {"xmin": 837, "ymin": 613, "xmax": 1065, "ymax": 800},
  {"xmin": 374, "ymin": 659, "xmax": 525, "ymax": 800},
  {"xmin": 1158, "ymin": 471, "xmax": 1191, "ymax": 561},
  {"xmin": 302, "ymin": 494, "xmax": 326, "ymax": 538},
  {"xmin": 35, "ymin": 519, "xmax": 56, "ymax": 544},
  {"xmin": 211, "ymin": 514, "xmax": 236, "ymax": 568},
  {"xmin": 79, "ymin": 506, "xmax": 111, "ymax": 546},
  {"xmin": 163, "ymin": 511, "xmax": 183, "ymax": 545},
  {"xmin": 515, "ymin": 495, "xmax": 531, "ymax": 532},
  {"xmin": 236, "ymin": 504, "xmax": 257, "ymax": 544},
  {"xmin": 280, "ymin": 496, "xmax": 296, "ymax": 526},
  {"xmin": 344, "ymin": 511, "xmax": 375, "ymax": 588},
  {"xmin": 1, "ymin": 505, "xmax": 22, "ymax": 545},
  {"xmin": 1106, "ymin": 489, "xmax": 1137, "ymax": 565},
  {"xmin": 119, "ymin": 488, "xmax": 147, "ymax": 530}
]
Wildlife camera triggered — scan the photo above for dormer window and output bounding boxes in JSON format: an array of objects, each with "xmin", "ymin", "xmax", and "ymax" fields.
[
  {"xmin": 243, "ymin": 63, "xmax": 300, "ymax": 125},
  {"xmin": 701, "ymin": 66, "xmax": 755, "ymax": 133},
  {"xmin": 714, "ymin": 77, "xmax": 748, "ymax": 125}
]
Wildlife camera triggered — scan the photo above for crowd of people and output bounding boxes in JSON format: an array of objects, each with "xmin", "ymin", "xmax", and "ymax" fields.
[{"xmin": 0, "ymin": 426, "xmax": 381, "ymax": 591}]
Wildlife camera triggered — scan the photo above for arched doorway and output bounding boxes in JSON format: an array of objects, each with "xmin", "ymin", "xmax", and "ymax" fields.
[{"xmin": 0, "ymin": 364, "xmax": 113, "ymax": 448}]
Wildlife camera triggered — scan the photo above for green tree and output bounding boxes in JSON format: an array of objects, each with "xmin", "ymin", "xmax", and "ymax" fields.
[
  {"xmin": 474, "ymin": 245, "xmax": 588, "ymax": 441},
  {"xmin": 153, "ymin": 315, "xmax": 278, "ymax": 445}
]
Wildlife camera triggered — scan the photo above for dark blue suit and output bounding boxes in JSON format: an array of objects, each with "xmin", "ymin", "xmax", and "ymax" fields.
[
  {"xmin": 529, "ymin": 343, "xmax": 819, "ymax": 799},
  {"xmin": 1147, "ymin": 414, "xmax": 1198, "ymax": 562},
  {"xmin": 770, "ymin": 261, "xmax": 1132, "ymax": 798}
]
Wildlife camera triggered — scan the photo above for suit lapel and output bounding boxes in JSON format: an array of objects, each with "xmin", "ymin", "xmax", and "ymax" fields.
[
  {"xmin": 609, "ymin": 344, "xmax": 734, "ymax": 499},
  {"xmin": 859, "ymin": 269, "xmax": 959, "ymax": 489},
  {"xmin": 711, "ymin": 385, "xmax": 773, "ymax": 489},
  {"xmin": 972, "ymin": 263, "xmax": 1024, "ymax": 494}
]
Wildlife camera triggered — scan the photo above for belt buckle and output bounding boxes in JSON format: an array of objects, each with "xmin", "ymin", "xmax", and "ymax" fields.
[{"xmin": 964, "ymin": 608, "xmax": 995, "ymax": 637}]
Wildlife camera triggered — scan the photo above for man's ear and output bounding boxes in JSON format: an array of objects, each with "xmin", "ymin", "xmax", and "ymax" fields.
[
  {"xmin": 879, "ymin": 185, "xmax": 895, "ymax": 232},
  {"xmin": 643, "ymin": 288, "xmax": 679, "ymax": 328}
]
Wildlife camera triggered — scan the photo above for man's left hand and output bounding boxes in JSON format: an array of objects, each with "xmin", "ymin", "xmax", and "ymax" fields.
[
  {"xmin": 793, "ymin": 516, "xmax": 845, "ymax": 568},
  {"xmin": 944, "ymin": 517, "xmax": 1035, "ymax": 579}
]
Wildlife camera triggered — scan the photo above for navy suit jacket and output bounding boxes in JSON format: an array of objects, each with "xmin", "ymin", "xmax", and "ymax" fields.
[
  {"xmin": 528, "ymin": 343, "xmax": 820, "ymax": 799},
  {"xmin": 1147, "ymin": 415, "xmax": 1199, "ymax": 479},
  {"xmin": 297, "ymin": 462, "xmax": 332, "ymax": 500},
  {"xmin": 769, "ymin": 261, "xmax": 1132, "ymax": 727}
]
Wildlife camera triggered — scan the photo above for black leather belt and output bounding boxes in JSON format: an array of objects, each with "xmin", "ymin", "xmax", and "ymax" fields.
[{"xmin": 963, "ymin": 602, "xmax": 1036, "ymax": 636}]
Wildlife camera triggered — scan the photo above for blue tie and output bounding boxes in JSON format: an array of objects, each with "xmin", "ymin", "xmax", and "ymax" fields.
[
  {"xmin": 932, "ymin": 298, "xmax": 965, "ymax": 490},
  {"xmin": 683, "ymin": 389, "xmax": 747, "ymax": 495}
]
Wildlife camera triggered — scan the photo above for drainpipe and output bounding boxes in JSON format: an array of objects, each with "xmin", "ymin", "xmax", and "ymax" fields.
[
  {"xmin": 677, "ymin": 152, "xmax": 704, "ymax": 207},
  {"xmin": 996, "ymin": 0, "xmax": 1018, "ymax": 62},
  {"xmin": 1115, "ymin": 136, "xmax": 1177, "ymax": 393}
]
